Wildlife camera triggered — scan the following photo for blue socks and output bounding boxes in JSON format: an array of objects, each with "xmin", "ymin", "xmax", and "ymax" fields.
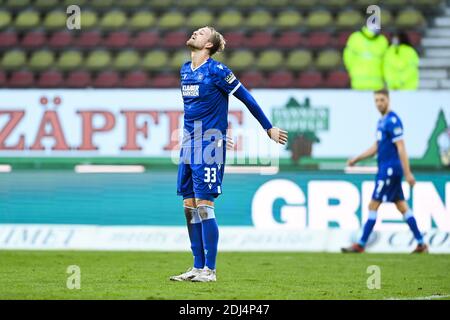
[
  {"xmin": 358, "ymin": 210, "xmax": 377, "ymax": 247},
  {"xmin": 358, "ymin": 209, "xmax": 425, "ymax": 247},
  {"xmin": 404, "ymin": 209, "xmax": 424, "ymax": 245},
  {"xmin": 184, "ymin": 207, "xmax": 205, "ymax": 269},
  {"xmin": 198, "ymin": 205, "xmax": 219, "ymax": 270}
]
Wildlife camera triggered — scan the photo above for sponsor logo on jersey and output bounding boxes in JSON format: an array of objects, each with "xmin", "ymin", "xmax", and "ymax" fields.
[{"xmin": 182, "ymin": 85, "xmax": 199, "ymax": 97}]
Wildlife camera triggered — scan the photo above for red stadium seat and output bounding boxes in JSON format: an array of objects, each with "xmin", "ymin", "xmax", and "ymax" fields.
[
  {"xmin": 121, "ymin": 71, "xmax": 150, "ymax": 88},
  {"xmin": 37, "ymin": 71, "xmax": 63, "ymax": 88},
  {"xmin": 0, "ymin": 32, "xmax": 18, "ymax": 48},
  {"xmin": 296, "ymin": 71, "xmax": 324, "ymax": 88},
  {"xmin": 93, "ymin": 71, "xmax": 120, "ymax": 88},
  {"xmin": 76, "ymin": 31, "xmax": 102, "ymax": 48},
  {"xmin": 307, "ymin": 32, "xmax": 332, "ymax": 49},
  {"xmin": 0, "ymin": 71, "xmax": 6, "ymax": 86},
  {"xmin": 323, "ymin": 71, "xmax": 350, "ymax": 88},
  {"xmin": 48, "ymin": 31, "xmax": 73, "ymax": 49},
  {"xmin": 21, "ymin": 31, "xmax": 46, "ymax": 49},
  {"xmin": 8, "ymin": 71, "xmax": 35, "ymax": 88},
  {"xmin": 103, "ymin": 31, "xmax": 130, "ymax": 49},
  {"xmin": 336, "ymin": 31, "xmax": 352, "ymax": 49},
  {"xmin": 247, "ymin": 31, "xmax": 274, "ymax": 49},
  {"xmin": 66, "ymin": 70, "xmax": 92, "ymax": 88},
  {"xmin": 151, "ymin": 73, "xmax": 179, "ymax": 88},
  {"xmin": 223, "ymin": 31, "xmax": 246, "ymax": 49},
  {"xmin": 164, "ymin": 31, "xmax": 188, "ymax": 49},
  {"xmin": 131, "ymin": 31, "xmax": 159, "ymax": 49},
  {"xmin": 239, "ymin": 71, "xmax": 265, "ymax": 88},
  {"xmin": 266, "ymin": 71, "xmax": 294, "ymax": 88},
  {"xmin": 275, "ymin": 31, "xmax": 304, "ymax": 49}
]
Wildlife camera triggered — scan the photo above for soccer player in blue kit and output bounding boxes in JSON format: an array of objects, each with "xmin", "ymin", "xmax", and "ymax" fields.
[
  {"xmin": 170, "ymin": 27, "xmax": 288, "ymax": 282},
  {"xmin": 342, "ymin": 89, "xmax": 428, "ymax": 254}
]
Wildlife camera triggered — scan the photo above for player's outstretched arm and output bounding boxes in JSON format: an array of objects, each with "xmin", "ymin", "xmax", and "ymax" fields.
[
  {"xmin": 233, "ymin": 84, "xmax": 288, "ymax": 145},
  {"xmin": 348, "ymin": 142, "xmax": 378, "ymax": 166},
  {"xmin": 395, "ymin": 139, "xmax": 416, "ymax": 187}
]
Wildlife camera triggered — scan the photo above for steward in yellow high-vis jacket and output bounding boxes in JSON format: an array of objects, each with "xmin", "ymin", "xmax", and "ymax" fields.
[
  {"xmin": 344, "ymin": 26, "xmax": 388, "ymax": 90},
  {"xmin": 383, "ymin": 32, "xmax": 419, "ymax": 90}
]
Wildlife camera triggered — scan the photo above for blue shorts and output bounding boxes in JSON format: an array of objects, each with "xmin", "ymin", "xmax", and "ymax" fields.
[
  {"xmin": 176, "ymin": 142, "xmax": 226, "ymax": 201},
  {"xmin": 371, "ymin": 171, "xmax": 405, "ymax": 203}
]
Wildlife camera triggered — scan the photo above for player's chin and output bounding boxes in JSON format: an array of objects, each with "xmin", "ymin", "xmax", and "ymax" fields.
[{"xmin": 186, "ymin": 39, "xmax": 196, "ymax": 47}]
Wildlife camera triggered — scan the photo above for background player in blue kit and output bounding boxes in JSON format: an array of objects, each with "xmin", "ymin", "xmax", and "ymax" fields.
[
  {"xmin": 342, "ymin": 89, "xmax": 428, "ymax": 254},
  {"xmin": 170, "ymin": 27, "xmax": 288, "ymax": 282}
]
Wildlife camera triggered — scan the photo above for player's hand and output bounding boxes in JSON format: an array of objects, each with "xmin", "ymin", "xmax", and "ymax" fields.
[
  {"xmin": 267, "ymin": 127, "xmax": 288, "ymax": 145},
  {"xmin": 226, "ymin": 136, "xmax": 235, "ymax": 150},
  {"xmin": 405, "ymin": 172, "xmax": 416, "ymax": 187},
  {"xmin": 347, "ymin": 158, "xmax": 358, "ymax": 166}
]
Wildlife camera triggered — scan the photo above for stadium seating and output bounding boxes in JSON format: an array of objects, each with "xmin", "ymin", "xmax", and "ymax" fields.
[
  {"xmin": 21, "ymin": 31, "xmax": 46, "ymax": 49},
  {"xmin": 128, "ymin": 11, "xmax": 156, "ymax": 31},
  {"xmin": 93, "ymin": 70, "xmax": 120, "ymax": 88},
  {"xmin": 266, "ymin": 71, "xmax": 294, "ymax": 88},
  {"xmin": 37, "ymin": 70, "xmax": 63, "ymax": 88},
  {"xmin": 142, "ymin": 50, "xmax": 169, "ymax": 71},
  {"xmin": 274, "ymin": 10, "xmax": 303, "ymax": 30},
  {"xmin": 0, "ymin": 31, "xmax": 18, "ymax": 48},
  {"xmin": 113, "ymin": 50, "xmax": 140, "ymax": 71},
  {"xmin": 240, "ymin": 70, "xmax": 265, "ymax": 88},
  {"xmin": 286, "ymin": 50, "xmax": 313, "ymax": 71},
  {"xmin": 57, "ymin": 50, "xmax": 83, "ymax": 71},
  {"xmin": 122, "ymin": 71, "xmax": 150, "ymax": 88},
  {"xmin": 49, "ymin": 31, "xmax": 73, "ymax": 48},
  {"xmin": 43, "ymin": 10, "xmax": 67, "ymax": 30},
  {"xmin": 0, "ymin": 0, "xmax": 440, "ymax": 88},
  {"xmin": 28, "ymin": 50, "xmax": 55, "ymax": 71},
  {"xmin": 76, "ymin": 31, "xmax": 102, "ymax": 48},
  {"xmin": 9, "ymin": 71, "xmax": 34, "ymax": 87},
  {"xmin": 66, "ymin": 70, "xmax": 92, "ymax": 88}
]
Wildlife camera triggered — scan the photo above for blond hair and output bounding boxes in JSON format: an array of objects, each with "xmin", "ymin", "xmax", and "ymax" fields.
[{"xmin": 206, "ymin": 26, "xmax": 226, "ymax": 55}]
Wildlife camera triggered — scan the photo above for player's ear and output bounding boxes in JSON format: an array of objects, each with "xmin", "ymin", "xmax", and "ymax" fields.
[{"xmin": 205, "ymin": 41, "xmax": 213, "ymax": 50}]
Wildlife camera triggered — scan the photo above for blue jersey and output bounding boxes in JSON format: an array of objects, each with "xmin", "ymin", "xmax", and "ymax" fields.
[
  {"xmin": 180, "ymin": 58, "xmax": 241, "ymax": 137},
  {"xmin": 376, "ymin": 111, "xmax": 404, "ymax": 176}
]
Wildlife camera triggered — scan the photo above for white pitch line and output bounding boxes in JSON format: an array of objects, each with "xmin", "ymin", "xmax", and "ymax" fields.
[{"xmin": 385, "ymin": 294, "xmax": 450, "ymax": 300}]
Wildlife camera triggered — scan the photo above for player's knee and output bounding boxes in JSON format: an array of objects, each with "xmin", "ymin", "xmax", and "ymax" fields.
[
  {"xmin": 395, "ymin": 201, "xmax": 409, "ymax": 214},
  {"xmin": 184, "ymin": 206, "xmax": 201, "ymax": 224},
  {"xmin": 368, "ymin": 200, "xmax": 380, "ymax": 211},
  {"xmin": 197, "ymin": 205, "xmax": 215, "ymax": 220}
]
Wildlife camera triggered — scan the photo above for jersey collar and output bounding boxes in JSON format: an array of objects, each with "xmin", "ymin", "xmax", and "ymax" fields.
[{"xmin": 190, "ymin": 57, "xmax": 210, "ymax": 72}]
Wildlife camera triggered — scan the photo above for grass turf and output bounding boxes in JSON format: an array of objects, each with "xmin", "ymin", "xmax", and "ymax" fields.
[{"xmin": 0, "ymin": 250, "xmax": 449, "ymax": 300}]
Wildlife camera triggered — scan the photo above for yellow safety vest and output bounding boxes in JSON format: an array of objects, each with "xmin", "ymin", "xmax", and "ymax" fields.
[
  {"xmin": 344, "ymin": 28, "xmax": 388, "ymax": 90},
  {"xmin": 383, "ymin": 44, "xmax": 419, "ymax": 90}
]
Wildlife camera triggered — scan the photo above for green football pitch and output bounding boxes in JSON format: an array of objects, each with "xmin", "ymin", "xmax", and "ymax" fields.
[{"xmin": 0, "ymin": 250, "xmax": 449, "ymax": 300}]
